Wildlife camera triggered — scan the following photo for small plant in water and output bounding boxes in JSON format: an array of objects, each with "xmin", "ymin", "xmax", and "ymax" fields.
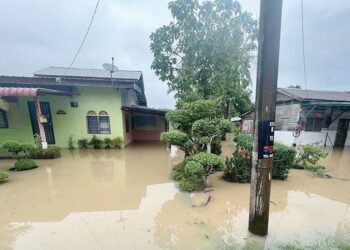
[
  {"xmin": 68, "ymin": 135, "xmax": 75, "ymax": 150},
  {"xmin": 112, "ymin": 137, "xmax": 123, "ymax": 148},
  {"xmin": 295, "ymin": 142, "xmax": 328, "ymax": 177},
  {"xmin": 89, "ymin": 135, "xmax": 104, "ymax": 149},
  {"xmin": 77, "ymin": 138, "xmax": 89, "ymax": 149},
  {"xmin": 0, "ymin": 170, "xmax": 9, "ymax": 181}
]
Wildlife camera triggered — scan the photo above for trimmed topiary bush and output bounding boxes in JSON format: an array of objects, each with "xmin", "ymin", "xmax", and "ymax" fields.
[
  {"xmin": 171, "ymin": 152, "xmax": 225, "ymax": 192},
  {"xmin": 12, "ymin": 159, "xmax": 37, "ymax": 171},
  {"xmin": 0, "ymin": 170, "xmax": 9, "ymax": 181}
]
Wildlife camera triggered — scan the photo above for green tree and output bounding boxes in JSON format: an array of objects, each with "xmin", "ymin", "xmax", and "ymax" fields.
[
  {"xmin": 150, "ymin": 0, "xmax": 258, "ymax": 117},
  {"xmin": 161, "ymin": 99, "xmax": 231, "ymax": 156}
]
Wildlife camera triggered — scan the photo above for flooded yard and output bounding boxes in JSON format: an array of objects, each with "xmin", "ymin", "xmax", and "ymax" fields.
[{"xmin": 0, "ymin": 142, "xmax": 350, "ymax": 249}]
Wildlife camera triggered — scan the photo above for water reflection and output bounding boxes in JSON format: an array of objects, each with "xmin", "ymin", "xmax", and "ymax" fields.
[{"xmin": 0, "ymin": 143, "xmax": 349, "ymax": 249}]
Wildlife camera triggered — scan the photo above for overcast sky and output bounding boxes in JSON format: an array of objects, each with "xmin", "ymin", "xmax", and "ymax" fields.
[{"xmin": 0, "ymin": 0, "xmax": 349, "ymax": 109}]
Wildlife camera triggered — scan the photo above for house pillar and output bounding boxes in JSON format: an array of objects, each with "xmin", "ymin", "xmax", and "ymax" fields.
[{"xmin": 34, "ymin": 96, "xmax": 48, "ymax": 149}]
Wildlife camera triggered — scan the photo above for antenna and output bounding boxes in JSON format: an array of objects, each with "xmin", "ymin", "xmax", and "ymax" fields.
[
  {"xmin": 102, "ymin": 57, "xmax": 119, "ymax": 78},
  {"xmin": 103, "ymin": 57, "xmax": 118, "ymax": 87}
]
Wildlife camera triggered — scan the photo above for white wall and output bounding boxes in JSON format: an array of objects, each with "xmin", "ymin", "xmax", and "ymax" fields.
[{"xmin": 274, "ymin": 130, "xmax": 350, "ymax": 146}]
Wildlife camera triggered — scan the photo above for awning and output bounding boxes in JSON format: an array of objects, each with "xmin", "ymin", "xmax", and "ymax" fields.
[
  {"xmin": 0, "ymin": 87, "xmax": 70, "ymax": 97},
  {"xmin": 121, "ymin": 105, "xmax": 168, "ymax": 115}
]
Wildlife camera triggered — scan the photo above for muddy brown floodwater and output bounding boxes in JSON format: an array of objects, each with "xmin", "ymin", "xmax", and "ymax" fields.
[{"xmin": 0, "ymin": 142, "xmax": 350, "ymax": 250}]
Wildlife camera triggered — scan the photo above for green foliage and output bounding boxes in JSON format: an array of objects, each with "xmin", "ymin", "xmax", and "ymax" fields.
[
  {"xmin": 3, "ymin": 140, "xmax": 35, "ymax": 159},
  {"xmin": 88, "ymin": 135, "xmax": 104, "ymax": 149},
  {"xmin": 272, "ymin": 143, "xmax": 296, "ymax": 180},
  {"xmin": 223, "ymin": 150, "xmax": 251, "ymax": 183},
  {"xmin": 13, "ymin": 159, "xmax": 37, "ymax": 171},
  {"xmin": 163, "ymin": 99, "xmax": 231, "ymax": 156},
  {"xmin": 224, "ymin": 134, "xmax": 296, "ymax": 182},
  {"xmin": 1, "ymin": 140, "xmax": 60, "ymax": 160},
  {"xmin": 233, "ymin": 134, "xmax": 253, "ymax": 150},
  {"xmin": 161, "ymin": 130, "xmax": 189, "ymax": 147},
  {"xmin": 232, "ymin": 127, "xmax": 241, "ymax": 137},
  {"xmin": 295, "ymin": 143, "xmax": 328, "ymax": 168},
  {"xmin": 192, "ymin": 152, "xmax": 225, "ymax": 175},
  {"xmin": 33, "ymin": 134, "xmax": 42, "ymax": 148},
  {"xmin": 150, "ymin": 0, "xmax": 257, "ymax": 116},
  {"xmin": 29, "ymin": 146, "xmax": 61, "ymax": 159},
  {"xmin": 0, "ymin": 170, "xmax": 9, "ymax": 181},
  {"xmin": 68, "ymin": 135, "xmax": 75, "ymax": 150},
  {"xmin": 171, "ymin": 152, "xmax": 224, "ymax": 192},
  {"xmin": 78, "ymin": 138, "xmax": 89, "ymax": 149},
  {"xmin": 112, "ymin": 137, "xmax": 124, "ymax": 148},
  {"xmin": 103, "ymin": 138, "xmax": 113, "ymax": 149},
  {"xmin": 3, "ymin": 140, "xmax": 22, "ymax": 158},
  {"xmin": 179, "ymin": 177, "xmax": 206, "ymax": 192}
]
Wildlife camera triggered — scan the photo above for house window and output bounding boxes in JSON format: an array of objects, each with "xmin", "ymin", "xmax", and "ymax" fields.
[
  {"xmin": 86, "ymin": 110, "xmax": 111, "ymax": 134},
  {"xmin": 305, "ymin": 118, "xmax": 323, "ymax": 132},
  {"xmin": 98, "ymin": 111, "xmax": 111, "ymax": 134},
  {"xmin": 0, "ymin": 109, "xmax": 8, "ymax": 128}
]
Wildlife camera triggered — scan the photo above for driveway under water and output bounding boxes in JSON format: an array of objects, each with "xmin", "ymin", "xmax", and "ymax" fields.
[{"xmin": 0, "ymin": 142, "xmax": 349, "ymax": 249}]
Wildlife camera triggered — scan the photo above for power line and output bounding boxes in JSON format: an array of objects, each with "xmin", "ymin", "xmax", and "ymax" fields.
[
  {"xmin": 63, "ymin": 0, "xmax": 101, "ymax": 76},
  {"xmin": 300, "ymin": 0, "xmax": 309, "ymax": 98}
]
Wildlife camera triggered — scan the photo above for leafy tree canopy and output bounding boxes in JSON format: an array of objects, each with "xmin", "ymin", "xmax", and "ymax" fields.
[
  {"xmin": 161, "ymin": 99, "xmax": 231, "ymax": 156},
  {"xmin": 150, "ymin": 0, "xmax": 258, "ymax": 116}
]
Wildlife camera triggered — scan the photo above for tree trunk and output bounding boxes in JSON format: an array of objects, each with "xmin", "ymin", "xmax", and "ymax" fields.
[{"xmin": 207, "ymin": 143, "xmax": 211, "ymax": 153}]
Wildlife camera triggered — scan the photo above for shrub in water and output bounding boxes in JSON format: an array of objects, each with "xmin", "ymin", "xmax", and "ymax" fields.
[
  {"xmin": 0, "ymin": 170, "xmax": 9, "ymax": 181},
  {"xmin": 224, "ymin": 134, "xmax": 296, "ymax": 182},
  {"xmin": 78, "ymin": 138, "xmax": 89, "ymax": 149},
  {"xmin": 295, "ymin": 143, "xmax": 328, "ymax": 168},
  {"xmin": 103, "ymin": 138, "xmax": 113, "ymax": 149},
  {"xmin": 112, "ymin": 137, "xmax": 124, "ymax": 148},
  {"xmin": 29, "ymin": 146, "xmax": 61, "ymax": 159},
  {"xmin": 171, "ymin": 152, "xmax": 225, "ymax": 192},
  {"xmin": 88, "ymin": 136, "xmax": 104, "ymax": 149},
  {"xmin": 13, "ymin": 159, "xmax": 37, "ymax": 171},
  {"xmin": 68, "ymin": 135, "xmax": 75, "ymax": 150},
  {"xmin": 3, "ymin": 140, "xmax": 22, "ymax": 159},
  {"xmin": 272, "ymin": 143, "xmax": 296, "ymax": 180},
  {"xmin": 223, "ymin": 149, "xmax": 251, "ymax": 183}
]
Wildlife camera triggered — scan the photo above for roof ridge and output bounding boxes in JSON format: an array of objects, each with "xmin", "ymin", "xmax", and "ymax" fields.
[
  {"xmin": 278, "ymin": 87, "xmax": 350, "ymax": 93},
  {"xmin": 35, "ymin": 66, "xmax": 142, "ymax": 73}
]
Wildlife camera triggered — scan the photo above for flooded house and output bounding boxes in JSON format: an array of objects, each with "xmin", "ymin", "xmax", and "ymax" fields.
[
  {"xmin": 240, "ymin": 88, "xmax": 350, "ymax": 147},
  {"xmin": 0, "ymin": 67, "xmax": 167, "ymax": 148}
]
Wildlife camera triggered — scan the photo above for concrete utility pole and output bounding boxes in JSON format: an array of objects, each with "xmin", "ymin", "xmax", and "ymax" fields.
[{"xmin": 248, "ymin": 0, "xmax": 283, "ymax": 236}]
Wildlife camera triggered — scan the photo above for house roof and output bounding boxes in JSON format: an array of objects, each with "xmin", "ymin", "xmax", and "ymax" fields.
[
  {"xmin": 0, "ymin": 66, "xmax": 147, "ymax": 106},
  {"xmin": 34, "ymin": 67, "xmax": 142, "ymax": 81},
  {"xmin": 278, "ymin": 88, "xmax": 350, "ymax": 102}
]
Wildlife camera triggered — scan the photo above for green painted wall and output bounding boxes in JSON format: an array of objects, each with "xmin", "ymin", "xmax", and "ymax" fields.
[{"xmin": 0, "ymin": 87, "xmax": 124, "ymax": 147}]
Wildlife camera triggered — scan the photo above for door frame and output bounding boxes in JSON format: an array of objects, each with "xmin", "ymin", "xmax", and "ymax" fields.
[{"xmin": 27, "ymin": 101, "xmax": 56, "ymax": 144}]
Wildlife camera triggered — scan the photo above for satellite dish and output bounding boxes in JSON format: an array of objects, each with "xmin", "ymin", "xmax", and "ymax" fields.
[{"xmin": 103, "ymin": 63, "xmax": 119, "ymax": 73}]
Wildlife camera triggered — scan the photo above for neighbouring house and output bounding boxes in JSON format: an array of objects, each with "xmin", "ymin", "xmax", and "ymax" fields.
[
  {"xmin": 240, "ymin": 88, "xmax": 350, "ymax": 147},
  {"xmin": 0, "ymin": 67, "xmax": 168, "ymax": 148}
]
